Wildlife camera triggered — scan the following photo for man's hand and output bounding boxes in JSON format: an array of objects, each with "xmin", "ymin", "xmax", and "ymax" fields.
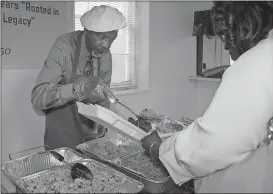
[
  {"xmin": 141, "ymin": 130, "xmax": 163, "ymax": 164},
  {"xmin": 100, "ymin": 82, "xmax": 115, "ymax": 100},
  {"xmin": 72, "ymin": 76, "xmax": 107, "ymax": 103},
  {"xmin": 91, "ymin": 82, "xmax": 116, "ymax": 103}
]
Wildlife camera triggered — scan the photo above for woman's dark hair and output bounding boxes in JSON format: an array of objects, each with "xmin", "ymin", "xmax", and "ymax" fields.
[{"xmin": 211, "ymin": 1, "xmax": 273, "ymax": 57}]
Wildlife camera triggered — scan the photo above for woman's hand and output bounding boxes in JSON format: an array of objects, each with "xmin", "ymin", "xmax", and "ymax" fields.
[{"xmin": 141, "ymin": 130, "xmax": 163, "ymax": 164}]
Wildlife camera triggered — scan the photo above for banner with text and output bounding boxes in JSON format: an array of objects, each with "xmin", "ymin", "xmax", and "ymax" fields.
[{"xmin": 1, "ymin": 1, "xmax": 71, "ymax": 68}]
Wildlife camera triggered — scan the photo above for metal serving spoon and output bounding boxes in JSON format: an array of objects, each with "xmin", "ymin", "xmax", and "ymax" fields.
[{"xmin": 49, "ymin": 151, "xmax": 93, "ymax": 181}]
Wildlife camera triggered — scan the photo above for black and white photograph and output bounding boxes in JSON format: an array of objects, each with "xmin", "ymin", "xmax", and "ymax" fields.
[{"xmin": 1, "ymin": 0, "xmax": 273, "ymax": 193}]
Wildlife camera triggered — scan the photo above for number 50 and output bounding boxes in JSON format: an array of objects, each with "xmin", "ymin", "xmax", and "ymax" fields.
[{"xmin": 1, "ymin": 48, "xmax": 11, "ymax": 56}]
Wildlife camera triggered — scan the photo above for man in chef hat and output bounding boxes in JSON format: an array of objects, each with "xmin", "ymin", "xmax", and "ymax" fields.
[{"xmin": 31, "ymin": 5, "xmax": 126, "ymax": 151}]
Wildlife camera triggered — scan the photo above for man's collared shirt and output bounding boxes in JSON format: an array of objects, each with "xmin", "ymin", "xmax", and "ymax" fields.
[{"xmin": 31, "ymin": 30, "xmax": 112, "ymax": 110}]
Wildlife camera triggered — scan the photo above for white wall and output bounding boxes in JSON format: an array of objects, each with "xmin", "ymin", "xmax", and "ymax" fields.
[
  {"xmin": 116, "ymin": 1, "xmax": 228, "ymax": 119},
  {"xmin": 1, "ymin": 0, "xmax": 228, "ymax": 174},
  {"xmin": 1, "ymin": 1, "xmax": 74, "ymax": 164}
]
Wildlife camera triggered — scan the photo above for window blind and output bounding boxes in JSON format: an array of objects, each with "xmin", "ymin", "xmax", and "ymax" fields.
[{"xmin": 74, "ymin": 1, "xmax": 137, "ymax": 90}]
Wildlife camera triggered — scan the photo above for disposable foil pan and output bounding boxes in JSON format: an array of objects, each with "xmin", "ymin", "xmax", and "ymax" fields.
[
  {"xmin": 2, "ymin": 147, "xmax": 82, "ymax": 184},
  {"xmin": 115, "ymin": 151, "xmax": 195, "ymax": 193},
  {"xmin": 1, "ymin": 147, "xmax": 144, "ymax": 193},
  {"xmin": 79, "ymin": 148, "xmax": 176, "ymax": 193},
  {"xmin": 116, "ymin": 151, "xmax": 170, "ymax": 181},
  {"xmin": 114, "ymin": 150, "xmax": 177, "ymax": 193},
  {"xmin": 76, "ymin": 134, "xmax": 176, "ymax": 193},
  {"xmin": 16, "ymin": 159, "xmax": 144, "ymax": 193},
  {"xmin": 77, "ymin": 133, "xmax": 144, "ymax": 163}
]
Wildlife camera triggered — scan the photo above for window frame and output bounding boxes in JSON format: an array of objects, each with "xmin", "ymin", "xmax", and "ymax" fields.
[{"xmin": 72, "ymin": 1, "xmax": 150, "ymax": 96}]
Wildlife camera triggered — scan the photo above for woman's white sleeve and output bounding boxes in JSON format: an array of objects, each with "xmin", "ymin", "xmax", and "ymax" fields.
[{"xmin": 159, "ymin": 57, "xmax": 273, "ymax": 185}]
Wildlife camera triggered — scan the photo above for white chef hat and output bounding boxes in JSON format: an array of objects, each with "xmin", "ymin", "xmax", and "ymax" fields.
[{"xmin": 80, "ymin": 5, "xmax": 126, "ymax": 32}]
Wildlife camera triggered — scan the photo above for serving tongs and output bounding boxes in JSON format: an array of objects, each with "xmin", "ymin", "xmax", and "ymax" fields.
[
  {"xmin": 49, "ymin": 151, "xmax": 93, "ymax": 182},
  {"xmin": 104, "ymin": 90, "xmax": 139, "ymax": 120}
]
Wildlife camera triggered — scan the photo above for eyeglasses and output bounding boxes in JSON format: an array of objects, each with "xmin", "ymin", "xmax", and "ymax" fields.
[
  {"xmin": 264, "ymin": 117, "xmax": 273, "ymax": 145},
  {"xmin": 217, "ymin": 32, "xmax": 225, "ymax": 42}
]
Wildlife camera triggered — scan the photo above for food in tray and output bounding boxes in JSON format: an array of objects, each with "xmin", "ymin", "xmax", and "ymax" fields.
[
  {"xmin": 121, "ymin": 152, "xmax": 169, "ymax": 181},
  {"xmin": 128, "ymin": 109, "xmax": 161, "ymax": 133},
  {"xmin": 180, "ymin": 116, "xmax": 194, "ymax": 125},
  {"xmin": 128, "ymin": 116, "xmax": 152, "ymax": 132},
  {"xmin": 156, "ymin": 117, "xmax": 184, "ymax": 133},
  {"xmin": 90, "ymin": 134, "xmax": 143, "ymax": 160},
  {"xmin": 18, "ymin": 162, "xmax": 123, "ymax": 193},
  {"xmin": 128, "ymin": 109, "xmax": 184, "ymax": 134}
]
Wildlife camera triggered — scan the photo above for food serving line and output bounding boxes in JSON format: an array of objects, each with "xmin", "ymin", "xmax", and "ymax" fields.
[{"xmin": 1, "ymin": 103, "xmax": 195, "ymax": 193}]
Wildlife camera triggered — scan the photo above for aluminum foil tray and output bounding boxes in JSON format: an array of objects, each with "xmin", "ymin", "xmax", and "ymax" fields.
[
  {"xmin": 1, "ymin": 147, "xmax": 82, "ymax": 183},
  {"xmin": 77, "ymin": 133, "xmax": 144, "ymax": 163},
  {"xmin": 1, "ymin": 147, "xmax": 144, "ymax": 193},
  {"xmin": 112, "ymin": 150, "xmax": 177, "ymax": 193},
  {"xmin": 15, "ymin": 159, "xmax": 144, "ymax": 193},
  {"xmin": 80, "ymin": 149, "xmax": 176, "ymax": 193},
  {"xmin": 116, "ymin": 151, "xmax": 169, "ymax": 182}
]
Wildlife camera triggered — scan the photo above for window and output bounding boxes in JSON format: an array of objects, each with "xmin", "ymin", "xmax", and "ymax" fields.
[{"xmin": 74, "ymin": 1, "xmax": 149, "ymax": 93}]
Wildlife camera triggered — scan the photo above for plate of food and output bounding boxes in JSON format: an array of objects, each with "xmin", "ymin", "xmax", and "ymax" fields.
[
  {"xmin": 155, "ymin": 116, "xmax": 188, "ymax": 138},
  {"xmin": 127, "ymin": 109, "xmax": 160, "ymax": 133},
  {"xmin": 180, "ymin": 116, "xmax": 194, "ymax": 125},
  {"xmin": 127, "ymin": 109, "xmax": 188, "ymax": 138}
]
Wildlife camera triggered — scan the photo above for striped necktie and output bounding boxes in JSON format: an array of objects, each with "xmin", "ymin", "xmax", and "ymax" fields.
[
  {"xmin": 84, "ymin": 55, "xmax": 93, "ymax": 76},
  {"xmin": 84, "ymin": 55, "xmax": 100, "ymax": 76}
]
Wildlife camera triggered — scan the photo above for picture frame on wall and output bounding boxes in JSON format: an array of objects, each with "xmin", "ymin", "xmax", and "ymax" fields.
[
  {"xmin": 192, "ymin": 10, "xmax": 215, "ymax": 76},
  {"xmin": 192, "ymin": 9, "xmax": 229, "ymax": 78},
  {"xmin": 192, "ymin": 10, "xmax": 214, "ymax": 37}
]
